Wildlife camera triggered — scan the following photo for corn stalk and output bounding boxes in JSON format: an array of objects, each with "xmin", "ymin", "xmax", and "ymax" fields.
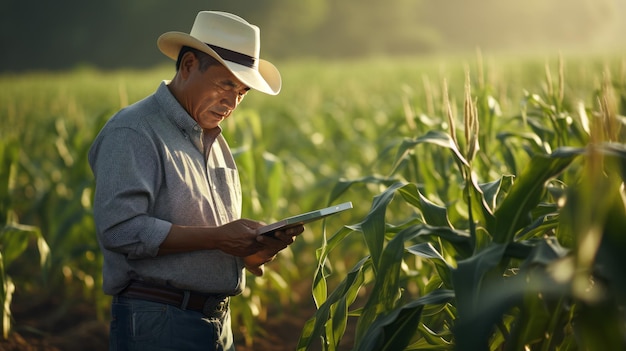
[
  {"xmin": 0, "ymin": 140, "xmax": 50, "ymax": 339},
  {"xmin": 298, "ymin": 62, "xmax": 626, "ymax": 350}
]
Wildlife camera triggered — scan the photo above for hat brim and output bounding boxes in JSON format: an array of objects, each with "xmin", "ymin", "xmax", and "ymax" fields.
[{"xmin": 157, "ymin": 31, "xmax": 281, "ymax": 95}]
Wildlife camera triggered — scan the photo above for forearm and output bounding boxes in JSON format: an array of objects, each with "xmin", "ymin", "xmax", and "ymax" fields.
[
  {"xmin": 158, "ymin": 219, "xmax": 264, "ymax": 257},
  {"xmin": 157, "ymin": 224, "xmax": 218, "ymax": 255}
]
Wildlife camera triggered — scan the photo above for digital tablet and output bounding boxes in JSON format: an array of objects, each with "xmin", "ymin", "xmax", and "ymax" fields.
[{"xmin": 257, "ymin": 202, "xmax": 353, "ymax": 237}]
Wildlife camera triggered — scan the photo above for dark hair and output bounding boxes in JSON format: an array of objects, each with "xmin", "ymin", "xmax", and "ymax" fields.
[{"xmin": 175, "ymin": 46, "xmax": 221, "ymax": 72}]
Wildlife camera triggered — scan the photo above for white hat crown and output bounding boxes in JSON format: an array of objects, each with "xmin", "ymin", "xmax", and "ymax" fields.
[
  {"xmin": 189, "ymin": 12, "xmax": 260, "ymax": 65},
  {"xmin": 157, "ymin": 11, "xmax": 281, "ymax": 95}
]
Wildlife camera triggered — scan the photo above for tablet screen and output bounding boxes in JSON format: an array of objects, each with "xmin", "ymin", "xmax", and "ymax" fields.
[{"xmin": 257, "ymin": 202, "xmax": 353, "ymax": 236}]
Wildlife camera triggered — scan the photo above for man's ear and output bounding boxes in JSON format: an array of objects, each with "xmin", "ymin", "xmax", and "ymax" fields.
[{"xmin": 179, "ymin": 51, "xmax": 197, "ymax": 79}]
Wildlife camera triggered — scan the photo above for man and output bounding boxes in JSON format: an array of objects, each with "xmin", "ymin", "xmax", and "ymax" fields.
[{"xmin": 88, "ymin": 11, "xmax": 303, "ymax": 350}]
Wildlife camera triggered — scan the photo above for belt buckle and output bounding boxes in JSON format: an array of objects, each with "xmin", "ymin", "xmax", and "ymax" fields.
[{"xmin": 202, "ymin": 296, "xmax": 229, "ymax": 318}]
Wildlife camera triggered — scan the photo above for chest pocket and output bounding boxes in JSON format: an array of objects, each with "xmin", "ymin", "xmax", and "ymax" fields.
[{"xmin": 211, "ymin": 167, "xmax": 242, "ymax": 221}]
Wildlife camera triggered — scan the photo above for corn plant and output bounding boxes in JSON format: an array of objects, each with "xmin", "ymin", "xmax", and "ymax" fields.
[
  {"xmin": 1, "ymin": 55, "xmax": 623, "ymax": 349},
  {"xmin": 0, "ymin": 139, "xmax": 50, "ymax": 338},
  {"xmin": 0, "ymin": 68, "xmax": 315, "ymax": 345},
  {"xmin": 298, "ymin": 61, "xmax": 626, "ymax": 350}
]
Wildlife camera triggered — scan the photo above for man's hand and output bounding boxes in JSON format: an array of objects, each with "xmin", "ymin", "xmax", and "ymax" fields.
[
  {"xmin": 159, "ymin": 219, "xmax": 263, "ymax": 256},
  {"xmin": 244, "ymin": 225, "xmax": 304, "ymax": 276},
  {"xmin": 215, "ymin": 219, "xmax": 265, "ymax": 256}
]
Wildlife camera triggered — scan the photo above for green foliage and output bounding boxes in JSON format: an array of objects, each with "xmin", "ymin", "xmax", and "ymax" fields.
[
  {"xmin": 0, "ymin": 53, "xmax": 625, "ymax": 350},
  {"xmin": 296, "ymin": 56, "xmax": 626, "ymax": 350},
  {"xmin": 0, "ymin": 139, "xmax": 50, "ymax": 338}
]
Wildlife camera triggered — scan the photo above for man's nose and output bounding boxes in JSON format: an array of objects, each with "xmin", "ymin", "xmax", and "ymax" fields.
[{"xmin": 223, "ymin": 93, "xmax": 238, "ymax": 109}]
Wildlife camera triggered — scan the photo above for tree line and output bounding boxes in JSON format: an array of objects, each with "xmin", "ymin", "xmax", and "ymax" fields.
[{"xmin": 1, "ymin": 0, "xmax": 622, "ymax": 72}]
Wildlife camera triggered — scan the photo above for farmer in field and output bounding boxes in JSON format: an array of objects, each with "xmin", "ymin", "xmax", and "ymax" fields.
[{"xmin": 88, "ymin": 11, "xmax": 303, "ymax": 350}]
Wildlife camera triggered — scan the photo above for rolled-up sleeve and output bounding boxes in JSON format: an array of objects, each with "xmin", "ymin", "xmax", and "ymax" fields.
[{"xmin": 89, "ymin": 125, "xmax": 171, "ymax": 259}]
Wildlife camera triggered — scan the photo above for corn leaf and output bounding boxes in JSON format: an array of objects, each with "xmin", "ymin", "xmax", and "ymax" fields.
[
  {"xmin": 359, "ymin": 182, "xmax": 406, "ymax": 271},
  {"xmin": 491, "ymin": 147, "xmax": 582, "ymax": 243},
  {"xmin": 395, "ymin": 131, "xmax": 470, "ymax": 170},
  {"xmin": 453, "ymin": 238, "xmax": 572, "ymax": 350},
  {"xmin": 478, "ymin": 175, "xmax": 514, "ymax": 214},
  {"xmin": 402, "ymin": 224, "xmax": 472, "ymax": 263},
  {"xmin": 328, "ymin": 175, "xmax": 399, "ymax": 205},
  {"xmin": 356, "ymin": 226, "xmax": 408, "ymax": 341},
  {"xmin": 355, "ymin": 289, "xmax": 455, "ymax": 351},
  {"xmin": 407, "ymin": 242, "xmax": 453, "ymax": 287},
  {"xmin": 298, "ymin": 257, "xmax": 371, "ymax": 351},
  {"xmin": 397, "ymin": 183, "xmax": 452, "ymax": 227},
  {"xmin": 313, "ymin": 226, "xmax": 356, "ymax": 306}
]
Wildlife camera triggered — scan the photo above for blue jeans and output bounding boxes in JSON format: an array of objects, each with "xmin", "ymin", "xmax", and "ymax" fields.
[{"xmin": 109, "ymin": 296, "xmax": 235, "ymax": 351}]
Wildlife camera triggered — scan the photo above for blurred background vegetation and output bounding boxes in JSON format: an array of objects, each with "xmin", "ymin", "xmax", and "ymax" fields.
[
  {"xmin": 1, "ymin": 0, "xmax": 625, "ymax": 72},
  {"xmin": 1, "ymin": 1, "xmax": 625, "ymax": 350}
]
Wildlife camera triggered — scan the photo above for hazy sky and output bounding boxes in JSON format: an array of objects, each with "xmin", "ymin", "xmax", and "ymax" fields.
[{"xmin": 421, "ymin": 0, "xmax": 626, "ymax": 53}]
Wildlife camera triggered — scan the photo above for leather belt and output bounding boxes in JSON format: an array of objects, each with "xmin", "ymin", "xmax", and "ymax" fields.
[{"xmin": 118, "ymin": 281, "xmax": 229, "ymax": 318}]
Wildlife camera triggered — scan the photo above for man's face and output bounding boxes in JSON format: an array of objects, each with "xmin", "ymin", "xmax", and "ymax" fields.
[{"xmin": 182, "ymin": 61, "xmax": 250, "ymax": 130}]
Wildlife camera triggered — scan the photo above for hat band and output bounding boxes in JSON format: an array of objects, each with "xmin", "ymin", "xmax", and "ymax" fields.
[{"xmin": 208, "ymin": 44, "xmax": 256, "ymax": 69}]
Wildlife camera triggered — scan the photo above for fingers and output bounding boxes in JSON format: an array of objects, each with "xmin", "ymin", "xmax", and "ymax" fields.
[
  {"xmin": 216, "ymin": 219, "xmax": 266, "ymax": 257},
  {"xmin": 274, "ymin": 225, "xmax": 304, "ymax": 243},
  {"xmin": 246, "ymin": 264, "xmax": 264, "ymax": 276},
  {"xmin": 244, "ymin": 225, "xmax": 305, "ymax": 276},
  {"xmin": 243, "ymin": 252, "xmax": 276, "ymax": 276},
  {"xmin": 235, "ymin": 218, "xmax": 264, "ymax": 231},
  {"xmin": 221, "ymin": 221, "xmax": 303, "ymax": 258},
  {"xmin": 287, "ymin": 225, "xmax": 305, "ymax": 236},
  {"xmin": 257, "ymin": 233, "xmax": 293, "ymax": 247},
  {"xmin": 220, "ymin": 239, "xmax": 262, "ymax": 257}
]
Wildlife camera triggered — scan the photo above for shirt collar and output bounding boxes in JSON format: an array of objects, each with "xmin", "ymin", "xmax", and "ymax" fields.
[{"xmin": 154, "ymin": 81, "xmax": 222, "ymax": 149}]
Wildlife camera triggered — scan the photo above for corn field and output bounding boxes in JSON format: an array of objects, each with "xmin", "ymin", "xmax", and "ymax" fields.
[{"xmin": 1, "ymin": 52, "xmax": 625, "ymax": 350}]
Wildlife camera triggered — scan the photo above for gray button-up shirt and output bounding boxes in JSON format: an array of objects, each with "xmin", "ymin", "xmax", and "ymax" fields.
[{"xmin": 88, "ymin": 81, "xmax": 245, "ymax": 295}]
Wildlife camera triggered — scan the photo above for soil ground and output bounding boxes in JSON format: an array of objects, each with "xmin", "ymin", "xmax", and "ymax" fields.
[{"xmin": 0, "ymin": 291, "xmax": 326, "ymax": 351}]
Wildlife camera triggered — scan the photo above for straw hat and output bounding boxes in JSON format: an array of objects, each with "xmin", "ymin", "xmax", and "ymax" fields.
[{"xmin": 158, "ymin": 11, "xmax": 281, "ymax": 95}]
